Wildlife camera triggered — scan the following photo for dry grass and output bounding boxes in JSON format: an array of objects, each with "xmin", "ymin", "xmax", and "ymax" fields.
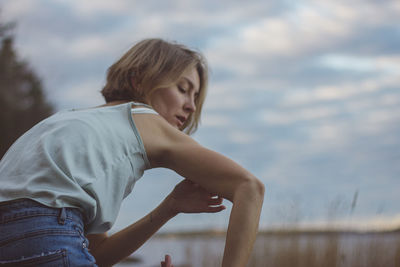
[{"xmin": 178, "ymin": 229, "xmax": 400, "ymax": 267}]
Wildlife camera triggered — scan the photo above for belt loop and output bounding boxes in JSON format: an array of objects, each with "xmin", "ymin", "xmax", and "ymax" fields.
[{"xmin": 58, "ymin": 207, "xmax": 66, "ymax": 225}]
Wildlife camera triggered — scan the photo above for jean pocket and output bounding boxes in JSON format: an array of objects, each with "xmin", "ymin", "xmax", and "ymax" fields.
[
  {"xmin": 0, "ymin": 228, "xmax": 77, "ymax": 248},
  {"xmin": 0, "ymin": 249, "xmax": 68, "ymax": 266}
]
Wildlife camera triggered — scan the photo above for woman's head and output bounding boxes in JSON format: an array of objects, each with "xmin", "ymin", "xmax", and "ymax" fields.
[{"xmin": 101, "ymin": 38, "xmax": 208, "ymax": 134}]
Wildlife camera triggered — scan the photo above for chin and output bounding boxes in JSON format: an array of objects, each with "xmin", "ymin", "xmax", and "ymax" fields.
[
  {"xmin": 174, "ymin": 125, "xmax": 183, "ymax": 131},
  {"xmin": 170, "ymin": 123, "xmax": 180, "ymax": 130}
]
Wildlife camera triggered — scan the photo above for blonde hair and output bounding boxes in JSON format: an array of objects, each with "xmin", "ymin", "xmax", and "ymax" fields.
[{"xmin": 101, "ymin": 38, "xmax": 208, "ymax": 134}]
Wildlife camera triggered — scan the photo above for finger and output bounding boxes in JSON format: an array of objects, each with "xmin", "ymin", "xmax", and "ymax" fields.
[
  {"xmin": 209, "ymin": 195, "xmax": 223, "ymax": 201},
  {"xmin": 205, "ymin": 205, "xmax": 226, "ymax": 213},
  {"xmin": 208, "ymin": 197, "xmax": 223, "ymax": 205},
  {"xmin": 207, "ymin": 199, "xmax": 222, "ymax": 206},
  {"xmin": 165, "ymin": 254, "xmax": 172, "ymax": 266}
]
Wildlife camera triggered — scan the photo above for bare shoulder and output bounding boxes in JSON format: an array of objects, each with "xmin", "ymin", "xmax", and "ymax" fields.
[{"xmin": 132, "ymin": 113, "xmax": 199, "ymax": 168}]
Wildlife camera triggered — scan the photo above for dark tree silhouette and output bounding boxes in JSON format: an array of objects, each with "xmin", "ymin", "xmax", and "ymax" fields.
[{"xmin": 0, "ymin": 20, "xmax": 54, "ymax": 158}]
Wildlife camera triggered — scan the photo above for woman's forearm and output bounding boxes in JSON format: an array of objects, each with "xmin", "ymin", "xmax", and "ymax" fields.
[
  {"xmin": 90, "ymin": 196, "xmax": 177, "ymax": 267},
  {"xmin": 222, "ymin": 179, "xmax": 265, "ymax": 267}
]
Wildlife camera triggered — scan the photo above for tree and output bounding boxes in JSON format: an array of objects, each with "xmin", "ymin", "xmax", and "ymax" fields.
[{"xmin": 0, "ymin": 20, "xmax": 54, "ymax": 158}]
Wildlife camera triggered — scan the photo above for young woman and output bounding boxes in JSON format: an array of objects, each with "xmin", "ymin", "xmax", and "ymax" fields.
[{"xmin": 0, "ymin": 39, "xmax": 264, "ymax": 267}]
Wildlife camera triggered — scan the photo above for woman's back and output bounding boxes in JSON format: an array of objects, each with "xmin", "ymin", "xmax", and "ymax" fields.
[{"xmin": 0, "ymin": 102, "xmax": 151, "ymax": 233}]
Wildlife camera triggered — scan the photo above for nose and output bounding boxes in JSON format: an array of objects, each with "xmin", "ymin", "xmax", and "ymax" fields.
[{"xmin": 184, "ymin": 96, "xmax": 196, "ymax": 113}]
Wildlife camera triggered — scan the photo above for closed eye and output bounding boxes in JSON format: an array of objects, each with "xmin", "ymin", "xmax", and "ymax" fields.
[{"xmin": 178, "ymin": 86, "xmax": 187, "ymax": 93}]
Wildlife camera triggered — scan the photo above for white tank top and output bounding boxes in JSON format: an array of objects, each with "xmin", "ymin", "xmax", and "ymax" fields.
[{"xmin": 0, "ymin": 102, "xmax": 158, "ymax": 234}]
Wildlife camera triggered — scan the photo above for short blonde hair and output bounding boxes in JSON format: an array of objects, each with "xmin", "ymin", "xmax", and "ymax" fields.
[{"xmin": 101, "ymin": 38, "xmax": 208, "ymax": 134}]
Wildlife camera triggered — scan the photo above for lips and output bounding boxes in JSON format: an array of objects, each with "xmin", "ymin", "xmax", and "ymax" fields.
[{"xmin": 176, "ymin": 115, "xmax": 187, "ymax": 126}]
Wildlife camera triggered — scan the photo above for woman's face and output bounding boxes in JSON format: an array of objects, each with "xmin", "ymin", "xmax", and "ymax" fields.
[{"xmin": 150, "ymin": 67, "xmax": 200, "ymax": 130}]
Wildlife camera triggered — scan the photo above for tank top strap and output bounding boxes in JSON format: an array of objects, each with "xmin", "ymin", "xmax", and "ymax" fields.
[{"xmin": 130, "ymin": 101, "xmax": 159, "ymax": 115}]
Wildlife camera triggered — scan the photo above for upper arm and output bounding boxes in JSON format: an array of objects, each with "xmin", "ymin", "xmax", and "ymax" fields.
[
  {"xmin": 133, "ymin": 114, "xmax": 257, "ymax": 202},
  {"xmin": 164, "ymin": 141, "xmax": 256, "ymax": 201}
]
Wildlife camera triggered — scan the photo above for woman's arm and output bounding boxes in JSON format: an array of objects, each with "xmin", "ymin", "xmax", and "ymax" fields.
[
  {"xmin": 138, "ymin": 115, "xmax": 265, "ymax": 267},
  {"xmin": 164, "ymin": 137, "xmax": 264, "ymax": 267},
  {"xmin": 87, "ymin": 179, "xmax": 225, "ymax": 267},
  {"xmin": 87, "ymin": 197, "xmax": 174, "ymax": 266}
]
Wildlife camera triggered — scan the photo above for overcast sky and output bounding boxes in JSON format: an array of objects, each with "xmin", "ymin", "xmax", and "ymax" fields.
[{"xmin": 1, "ymin": 0, "xmax": 399, "ymax": 232}]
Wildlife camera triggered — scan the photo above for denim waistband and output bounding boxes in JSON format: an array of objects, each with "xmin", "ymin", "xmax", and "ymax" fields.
[{"xmin": 0, "ymin": 198, "xmax": 84, "ymax": 226}]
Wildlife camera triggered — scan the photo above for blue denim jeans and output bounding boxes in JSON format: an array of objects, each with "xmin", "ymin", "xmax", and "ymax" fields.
[{"xmin": 0, "ymin": 199, "xmax": 98, "ymax": 266}]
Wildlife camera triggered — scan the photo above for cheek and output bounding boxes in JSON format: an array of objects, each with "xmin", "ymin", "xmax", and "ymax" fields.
[
  {"xmin": 150, "ymin": 89, "xmax": 181, "ymax": 121},
  {"xmin": 151, "ymin": 96, "xmax": 168, "ymax": 115},
  {"xmin": 152, "ymin": 101, "xmax": 173, "ymax": 122}
]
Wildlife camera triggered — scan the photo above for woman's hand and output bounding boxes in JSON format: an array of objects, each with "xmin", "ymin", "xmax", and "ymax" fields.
[
  {"xmin": 166, "ymin": 179, "xmax": 226, "ymax": 215},
  {"xmin": 161, "ymin": 255, "xmax": 174, "ymax": 267}
]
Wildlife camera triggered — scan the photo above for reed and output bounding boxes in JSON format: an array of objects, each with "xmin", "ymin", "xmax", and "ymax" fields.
[{"xmin": 182, "ymin": 229, "xmax": 400, "ymax": 267}]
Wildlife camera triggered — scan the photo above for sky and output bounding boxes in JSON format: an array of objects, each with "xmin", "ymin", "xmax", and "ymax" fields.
[{"xmin": 1, "ymin": 0, "xmax": 399, "ymax": 232}]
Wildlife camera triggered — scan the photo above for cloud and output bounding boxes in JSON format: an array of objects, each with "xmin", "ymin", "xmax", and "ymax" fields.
[
  {"xmin": 363, "ymin": 107, "xmax": 400, "ymax": 126},
  {"xmin": 201, "ymin": 113, "xmax": 232, "ymax": 127},
  {"xmin": 318, "ymin": 54, "xmax": 400, "ymax": 74},
  {"xmin": 67, "ymin": 35, "xmax": 112, "ymax": 58},
  {"xmin": 282, "ymin": 74, "xmax": 400, "ymax": 106},
  {"xmin": 204, "ymin": 83, "xmax": 250, "ymax": 111},
  {"xmin": 53, "ymin": 0, "xmax": 136, "ymax": 17},
  {"xmin": 1, "ymin": 0, "xmax": 38, "ymax": 19},
  {"xmin": 259, "ymin": 106, "xmax": 340, "ymax": 125},
  {"xmin": 228, "ymin": 130, "xmax": 259, "ymax": 145},
  {"xmin": 52, "ymin": 78, "xmax": 105, "ymax": 108},
  {"xmin": 204, "ymin": 0, "xmax": 400, "ymax": 87},
  {"xmin": 207, "ymin": 1, "xmax": 356, "ymax": 63}
]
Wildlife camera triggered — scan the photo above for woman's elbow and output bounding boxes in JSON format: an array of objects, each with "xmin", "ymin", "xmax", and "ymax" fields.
[
  {"xmin": 234, "ymin": 175, "xmax": 265, "ymax": 203},
  {"xmin": 254, "ymin": 177, "xmax": 265, "ymax": 197}
]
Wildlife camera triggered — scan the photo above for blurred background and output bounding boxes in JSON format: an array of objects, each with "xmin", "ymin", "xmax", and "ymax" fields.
[{"xmin": 1, "ymin": 0, "xmax": 399, "ymax": 266}]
